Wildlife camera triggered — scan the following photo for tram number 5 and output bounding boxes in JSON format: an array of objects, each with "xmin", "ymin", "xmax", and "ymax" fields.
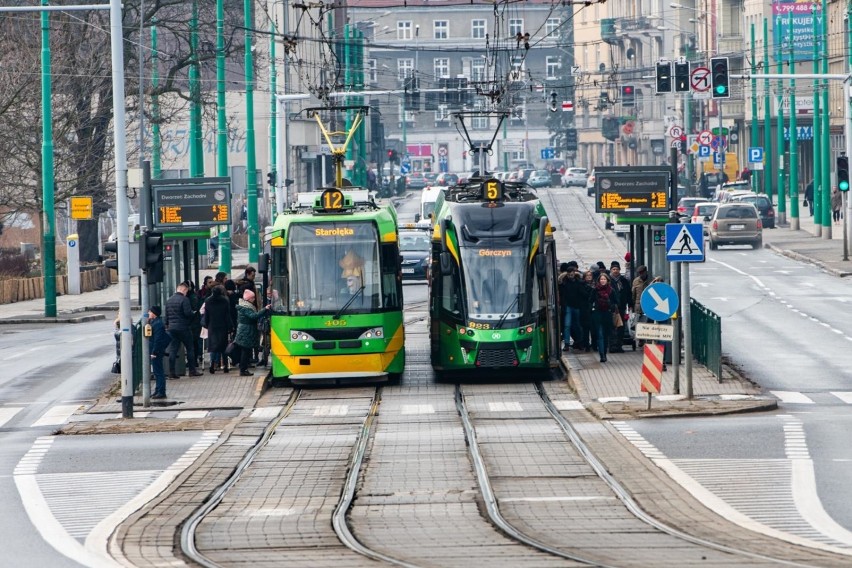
[
  {"xmin": 322, "ymin": 188, "xmax": 344, "ymax": 211},
  {"xmin": 485, "ymin": 179, "xmax": 502, "ymax": 201}
]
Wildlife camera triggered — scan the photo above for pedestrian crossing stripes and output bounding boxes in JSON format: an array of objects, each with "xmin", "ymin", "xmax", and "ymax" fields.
[
  {"xmin": 488, "ymin": 401, "xmax": 523, "ymax": 412},
  {"xmin": 771, "ymin": 391, "xmax": 852, "ymax": 405},
  {"xmin": 31, "ymin": 405, "xmax": 80, "ymax": 427},
  {"xmin": 0, "ymin": 406, "xmax": 23, "ymax": 428}
]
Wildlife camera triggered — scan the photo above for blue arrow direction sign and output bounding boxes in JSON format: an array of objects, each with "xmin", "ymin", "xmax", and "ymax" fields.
[
  {"xmin": 640, "ymin": 282, "xmax": 679, "ymax": 322},
  {"xmin": 665, "ymin": 223, "xmax": 705, "ymax": 262},
  {"xmin": 400, "ymin": 162, "xmax": 411, "ymax": 174}
]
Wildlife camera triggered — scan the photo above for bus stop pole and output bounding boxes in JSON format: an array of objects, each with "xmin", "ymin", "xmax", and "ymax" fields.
[{"xmin": 681, "ymin": 262, "xmax": 693, "ymax": 399}]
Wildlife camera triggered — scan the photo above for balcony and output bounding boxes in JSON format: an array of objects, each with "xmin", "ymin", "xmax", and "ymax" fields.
[{"xmin": 602, "ymin": 19, "xmax": 618, "ymax": 44}]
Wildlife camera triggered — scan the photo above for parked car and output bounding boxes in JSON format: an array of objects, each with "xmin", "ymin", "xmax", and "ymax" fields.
[
  {"xmin": 690, "ymin": 202, "xmax": 719, "ymax": 235},
  {"xmin": 708, "ymin": 203, "xmax": 763, "ymax": 250},
  {"xmin": 406, "ymin": 172, "xmax": 428, "ymax": 190},
  {"xmin": 677, "ymin": 197, "xmax": 706, "ymax": 218},
  {"xmin": 715, "ymin": 181, "xmax": 752, "ymax": 202},
  {"xmin": 513, "ymin": 168, "xmax": 535, "ymax": 183},
  {"xmin": 586, "ymin": 170, "xmax": 596, "ymax": 196},
  {"xmin": 730, "ymin": 193, "xmax": 776, "ymax": 228},
  {"xmin": 561, "ymin": 167, "xmax": 588, "ymax": 187},
  {"xmin": 398, "ymin": 229, "xmax": 432, "ymax": 280},
  {"xmin": 527, "ymin": 169, "xmax": 552, "ymax": 188}
]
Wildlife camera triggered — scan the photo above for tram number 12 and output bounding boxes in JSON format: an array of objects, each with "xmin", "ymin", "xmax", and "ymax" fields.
[{"xmin": 322, "ymin": 188, "xmax": 344, "ymax": 211}]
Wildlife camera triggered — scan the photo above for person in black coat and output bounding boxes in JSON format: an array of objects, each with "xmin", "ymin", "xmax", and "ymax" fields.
[
  {"xmin": 148, "ymin": 306, "xmax": 171, "ymax": 399},
  {"xmin": 608, "ymin": 261, "xmax": 631, "ymax": 352},
  {"xmin": 165, "ymin": 283, "xmax": 203, "ymax": 377},
  {"xmin": 203, "ymin": 285, "xmax": 233, "ymax": 373}
]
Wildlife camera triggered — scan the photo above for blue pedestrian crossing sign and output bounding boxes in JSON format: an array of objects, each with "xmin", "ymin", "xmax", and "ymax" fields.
[
  {"xmin": 665, "ymin": 223, "xmax": 705, "ymax": 262},
  {"xmin": 640, "ymin": 282, "xmax": 679, "ymax": 322}
]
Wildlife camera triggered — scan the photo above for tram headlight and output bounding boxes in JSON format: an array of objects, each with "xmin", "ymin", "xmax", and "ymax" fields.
[
  {"xmin": 459, "ymin": 327, "xmax": 466, "ymax": 335},
  {"xmin": 359, "ymin": 327, "xmax": 384, "ymax": 339},
  {"xmin": 290, "ymin": 330, "xmax": 315, "ymax": 342}
]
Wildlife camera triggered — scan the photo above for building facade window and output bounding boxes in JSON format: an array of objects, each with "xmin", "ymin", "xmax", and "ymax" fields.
[
  {"xmin": 397, "ymin": 21, "xmax": 412, "ymax": 40},
  {"xmin": 471, "ymin": 19, "xmax": 486, "ymax": 39},
  {"xmin": 434, "ymin": 57, "xmax": 450, "ymax": 78},
  {"xmin": 367, "ymin": 59, "xmax": 378, "ymax": 84},
  {"xmin": 545, "ymin": 56, "xmax": 560, "ymax": 79},
  {"xmin": 545, "ymin": 18, "xmax": 561, "ymax": 36},
  {"xmin": 472, "ymin": 101, "xmax": 488, "ymax": 129},
  {"xmin": 398, "ymin": 58, "xmax": 414, "ymax": 81},
  {"xmin": 509, "ymin": 19, "xmax": 523, "ymax": 36},
  {"xmin": 434, "ymin": 20, "xmax": 448, "ymax": 39},
  {"xmin": 510, "ymin": 55, "xmax": 525, "ymax": 80},
  {"xmin": 435, "ymin": 105, "xmax": 450, "ymax": 122},
  {"xmin": 471, "ymin": 58, "xmax": 486, "ymax": 82}
]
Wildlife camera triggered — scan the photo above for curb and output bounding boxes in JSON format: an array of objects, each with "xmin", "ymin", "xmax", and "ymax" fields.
[
  {"xmin": 765, "ymin": 243, "xmax": 852, "ymax": 277},
  {"xmin": 0, "ymin": 313, "xmax": 106, "ymax": 325}
]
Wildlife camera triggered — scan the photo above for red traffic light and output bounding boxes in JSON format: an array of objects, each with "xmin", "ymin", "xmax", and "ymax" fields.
[{"xmin": 623, "ymin": 86, "xmax": 633, "ymax": 94}]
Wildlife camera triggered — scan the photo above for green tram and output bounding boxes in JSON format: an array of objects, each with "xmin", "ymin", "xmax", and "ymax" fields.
[
  {"xmin": 266, "ymin": 187, "xmax": 405, "ymax": 384},
  {"xmin": 429, "ymin": 177, "xmax": 561, "ymax": 377}
]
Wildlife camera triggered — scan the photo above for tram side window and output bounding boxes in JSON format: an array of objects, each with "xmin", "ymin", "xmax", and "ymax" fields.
[
  {"xmin": 440, "ymin": 263, "xmax": 462, "ymax": 317},
  {"xmin": 270, "ymin": 249, "xmax": 288, "ymax": 313},
  {"xmin": 381, "ymin": 243, "xmax": 402, "ymax": 309}
]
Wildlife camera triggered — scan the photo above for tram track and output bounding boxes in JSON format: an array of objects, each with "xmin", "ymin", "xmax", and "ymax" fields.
[{"xmin": 455, "ymin": 380, "xmax": 824, "ymax": 567}]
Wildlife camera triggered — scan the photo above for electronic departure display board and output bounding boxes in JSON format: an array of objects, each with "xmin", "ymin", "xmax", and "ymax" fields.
[
  {"xmin": 594, "ymin": 171, "xmax": 671, "ymax": 214},
  {"xmin": 152, "ymin": 179, "xmax": 232, "ymax": 230}
]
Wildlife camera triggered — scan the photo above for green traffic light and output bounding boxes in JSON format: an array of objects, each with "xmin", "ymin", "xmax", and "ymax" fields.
[
  {"xmin": 715, "ymin": 85, "xmax": 727, "ymax": 95},
  {"xmin": 841, "ymin": 181, "xmax": 850, "ymax": 191}
]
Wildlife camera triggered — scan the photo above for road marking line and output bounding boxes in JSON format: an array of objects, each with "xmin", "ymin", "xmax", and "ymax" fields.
[
  {"xmin": 401, "ymin": 404, "xmax": 435, "ymax": 414},
  {"xmin": 770, "ymin": 391, "xmax": 815, "ymax": 404},
  {"xmin": 31, "ymin": 405, "xmax": 80, "ymax": 427},
  {"xmin": 251, "ymin": 406, "xmax": 283, "ymax": 420},
  {"xmin": 500, "ymin": 496, "xmax": 615, "ymax": 502},
  {"xmin": 552, "ymin": 400, "xmax": 584, "ymax": 411},
  {"xmin": 176, "ymin": 410, "xmax": 208, "ymax": 419},
  {"xmin": 313, "ymin": 404, "xmax": 349, "ymax": 416},
  {"xmin": 830, "ymin": 392, "xmax": 852, "ymax": 404},
  {"xmin": 0, "ymin": 407, "xmax": 24, "ymax": 428}
]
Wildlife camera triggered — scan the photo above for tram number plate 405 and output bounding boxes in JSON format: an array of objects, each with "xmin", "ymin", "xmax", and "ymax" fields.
[{"xmin": 635, "ymin": 323, "xmax": 674, "ymax": 341}]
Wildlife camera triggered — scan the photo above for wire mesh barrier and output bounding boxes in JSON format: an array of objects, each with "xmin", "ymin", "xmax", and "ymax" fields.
[{"xmin": 690, "ymin": 298, "xmax": 721, "ymax": 380}]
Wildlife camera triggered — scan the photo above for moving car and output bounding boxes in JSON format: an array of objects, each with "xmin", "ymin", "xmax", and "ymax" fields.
[
  {"xmin": 434, "ymin": 172, "xmax": 459, "ymax": 186},
  {"xmin": 398, "ymin": 229, "xmax": 431, "ymax": 280},
  {"xmin": 406, "ymin": 172, "xmax": 428, "ymax": 190},
  {"xmin": 561, "ymin": 167, "xmax": 588, "ymax": 187},
  {"xmin": 677, "ymin": 197, "xmax": 705, "ymax": 218},
  {"xmin": 707, "ymin": 203, "xmax": 763, "ymax": 250},
  {"xmin": 527, "ymin": 169, "xmax": 552, "ymax": 188},
  {"xmin": 586, "ymin": 170, "xmax": 596, "ymax": 196},
  {"xmin": 730, "ymin": 193, "xmax": 776, "ymax": 228},
  {"xmin": 690, "ymin": 202, "xmax": 719, "ymax": 235}
]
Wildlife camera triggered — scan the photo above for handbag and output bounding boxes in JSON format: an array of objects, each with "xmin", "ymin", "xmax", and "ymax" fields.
[
  {"xmin": 803, "ymin": 199, "xmax": 809, "ymax": 207},
  {"xmin": 612, "ymin": 312, "xmax": 624, "ymax": 328},
  {"xmin": 111, "ymin": 359, "xmax": 121, "ymax": 374},
  {"xmin": 225, "ymin": 341, "xmax": 236, "ymax": 355}
]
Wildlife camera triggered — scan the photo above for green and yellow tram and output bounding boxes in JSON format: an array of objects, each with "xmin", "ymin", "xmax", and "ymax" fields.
[
  {"xmin": 429, "ymin": 177, "xmax": 560, "ymax": 378},
  {"xmin": 266, "ymin": 187, "xmax": 405, "ymax": 384}
]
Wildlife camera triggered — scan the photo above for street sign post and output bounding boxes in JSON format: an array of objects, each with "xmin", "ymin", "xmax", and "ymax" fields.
[
  {"xmin": 665, "ymin": 223, "xmax": 705, "ymax": 263},
  {"xmin": 640, "ymin": 282, "xmax": 679, "ymax": 322},
  {"xmin": 690, "ymin": 66, "xmax": 711, "ymax": 92},
  {"xmin": 697, "ymin": 130, "xmax": 714, "ymax": 146}
]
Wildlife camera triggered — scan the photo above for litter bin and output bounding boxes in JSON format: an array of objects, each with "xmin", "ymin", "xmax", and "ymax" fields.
[{"xmin": 550, "ymin": 172, "xmax": 562, "ymax": 187}]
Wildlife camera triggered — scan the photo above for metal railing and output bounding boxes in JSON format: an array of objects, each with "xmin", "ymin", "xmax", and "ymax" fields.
[{"xmin": 690, "ymin": 298, "xmax": 721, "ymax": 380}]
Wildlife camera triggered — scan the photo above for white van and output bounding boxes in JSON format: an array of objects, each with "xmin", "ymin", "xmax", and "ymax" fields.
[{"xmin": 415, "ymin": 185, "xmax": 445, "ymax": 228}]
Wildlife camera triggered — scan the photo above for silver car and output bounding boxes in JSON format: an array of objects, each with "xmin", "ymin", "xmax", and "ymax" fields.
[
  {"xmin": 561, "ymin": 167, "xmax": 587, "ymax": 187},
  {"xmin": 708, "ymin": 203, "xmax": 763, "ymax": 250}
]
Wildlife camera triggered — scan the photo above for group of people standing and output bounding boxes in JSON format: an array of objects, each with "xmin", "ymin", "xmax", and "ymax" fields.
[
  {"xmin": 557, "ymin": 258, "xmax": 655, "ymax": 363},
  {"xmin": 145, "ymin": 266, "xmax": 271, "ymax": 399}
]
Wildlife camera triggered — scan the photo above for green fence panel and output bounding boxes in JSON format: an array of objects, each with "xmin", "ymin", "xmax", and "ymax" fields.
[
  {"xmin": 132, "ymin": 322, "xmax": 142, "ymax": 393},
  {"xmin": 690, "ymin": 298, "xmax": 722, "ymax": 380}
]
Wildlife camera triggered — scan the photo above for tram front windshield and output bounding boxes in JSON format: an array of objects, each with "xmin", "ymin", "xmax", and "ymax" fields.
[
  {"xmin": 461, "ymin": 246, "xmax": 527, "ymax": 322},
  {"xmin": 286, "ymin": 222, "xmax": 382, "ymax": 314}
]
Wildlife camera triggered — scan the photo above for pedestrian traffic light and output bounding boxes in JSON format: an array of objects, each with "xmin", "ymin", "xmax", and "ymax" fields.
[
  {"xmin": 837, "ymin": 155, "xmax": 850, "ymax": 192},
  {"xmin": 387, "ymin": 149, "xmax": 399, "ymax": 164},
  {"xmin": 655, "ymin": 61, "xmax": 672, "ymax": 94},
  {"xmin": 620, "ymin": 85, "xmax": 635, "ymax": 107},
  {"xmin": 140, "ymin": 230, "xmax": 164, "ymax": 283},
  {"xmin": 549, "ymin": 91, "xmax": 558, "ymax": 112},
  {"xmin": 104, "ymin": 240, "xmax": 119, "ymax": 271},
  {"xmin": 266, "ymin": 171, "xmax": 276, "ymax": 186},
  {"xmin": 711, "ymin": 57, "xmax": 730, "ymax": 99},
  {"xmin": 674, "ymin": 62, "xmax": 690, "ymax": 92}
]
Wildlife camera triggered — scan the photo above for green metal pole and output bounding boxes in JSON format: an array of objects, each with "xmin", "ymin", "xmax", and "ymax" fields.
[
  {"xmin": 788, "ymin": 24, "xmax": 799, "ymax": 228},
  {"xmin": 820, "ymin": 0, "xmax": 831, "ymax": 236},
  {"xmin": 217, "ymin": 0, "xmax": 231, "ymax": 271},
  {"xmin": 41, "ymin": 0, "xmax": 56, "ymax": 317},
  {"xmin": 750, "ymin": 23, "xmax": 758, "ymax": 194},
  {"xmin": 189, "ymin": 0, "xmax": 202, "ymax": 177},
  {"xmin": 344, "ymin": 25, "xmax": 353, "ymax": 182},
  {"xmin": 151, "ymin": 24, "xmax": 161, "ymax": 179},
  {"xmin": 245, "ymin": 0, "xmax": 259, "ymax": 263},
  {"xmin": 269, "ymin": 18, "xmax": 277, "ymax": 221},
  {"xmin": 776, "ymin": 32, "xmax": 786, "ymax": 223},
  {"xmin": 812, "ymin": 7, "xmax": 821, "ymax": 229},
  {"xmin": 763, "ymin": 18, "xmax": 773, "ymax": 204},
  {"xmin": 355, "ymin": 30, "xmax": 366, "ymax": 187}
]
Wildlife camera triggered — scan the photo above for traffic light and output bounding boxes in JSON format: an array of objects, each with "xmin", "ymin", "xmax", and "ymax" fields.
[
  {"xmin": 620, "ymin": 85, "xmax": 635, "ymax": 107},
  {"xmin": 655, "ymin": 61, "xmax": 672, "ymax": 94},
  {"xmin": 140, "ymin": 230, "xmax": 164, "ymax": 283},
  {"xmin": 674, "ymin": 62, "xmax": 690, "ymax": 92},
  {"xmin": 711, "ymin": 57, "xmax": 730, "ymax": 99},
  {"xmin": 266, "ymin": 171, "xmax": 276, "ymax": 186},
  {"xmin": 104, "ymin": 240, "xmax": 119, "ymax": 271},
  {"xmin": 387, "ymin": 149, "xmax": 399, "ymax": 164},
  {"xmin": 837, "ymin": 155, "xmax": 850, "ymax": 192},
  {"xmin": 404, "ymin": 76, "xmax": 420, "ymax": 110},
  {"xmin": 549, "ymin": 91, "xmax": 558, "ymax": 112}
]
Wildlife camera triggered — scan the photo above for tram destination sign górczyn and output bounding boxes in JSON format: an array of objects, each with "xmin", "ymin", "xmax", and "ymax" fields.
[{"xmin": 595, "ymin": 171, "xmax": 671, "ymax": 214}]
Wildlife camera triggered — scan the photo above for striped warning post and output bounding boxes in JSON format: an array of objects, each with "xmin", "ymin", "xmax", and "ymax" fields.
[{"xmin": 640, "ymin": 344, "xmax": 664, "ymax": 394}]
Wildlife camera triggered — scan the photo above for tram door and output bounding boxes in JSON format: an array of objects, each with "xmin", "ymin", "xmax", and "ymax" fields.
[{"xmin": 543, "ymin": 241, "xmax": 560, "ymax": 366}]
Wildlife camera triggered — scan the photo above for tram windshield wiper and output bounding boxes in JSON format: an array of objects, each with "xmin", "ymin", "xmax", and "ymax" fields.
[
  {"xmin": 333, "ymin": 286, "xmax": 365, "ymax": 320},
  {"xmin": 496, "ymin": 294, "xmax": 520, "ymax": 329}
]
